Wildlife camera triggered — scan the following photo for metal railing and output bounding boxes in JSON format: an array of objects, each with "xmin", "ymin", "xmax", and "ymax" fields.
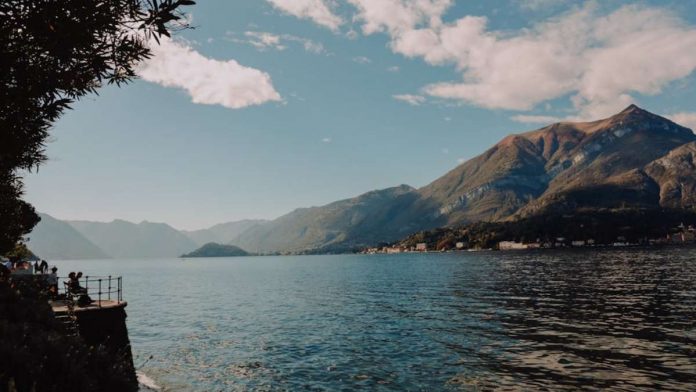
[{"xmin": 60, "ymin": 275, "xmax": 123, "ymax": 308}]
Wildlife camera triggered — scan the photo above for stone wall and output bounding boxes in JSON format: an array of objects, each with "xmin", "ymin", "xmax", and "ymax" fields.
[{"xmin": 74, "ymin": 303, "xmax": 137, "ymax": 388}]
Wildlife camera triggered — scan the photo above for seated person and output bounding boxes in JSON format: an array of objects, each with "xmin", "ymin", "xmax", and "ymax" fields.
[
  {"xmin": 69, "ymin": 272, "xmax": 92, "ymax": 306},
  {"xmin": 67, "ymin": 272, "xmax": 82, "ymax": 294}
]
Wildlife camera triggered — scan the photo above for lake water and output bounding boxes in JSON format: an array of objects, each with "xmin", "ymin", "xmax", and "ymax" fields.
[{"xmin": 56, "ymin": 248, "xmax": 696, "ymax": 391}]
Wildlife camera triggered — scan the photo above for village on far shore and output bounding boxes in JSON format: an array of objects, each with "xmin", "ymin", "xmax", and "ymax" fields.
[{"xmin": 362, "ymin": 223, "xmax": 696, "ymax": 254}]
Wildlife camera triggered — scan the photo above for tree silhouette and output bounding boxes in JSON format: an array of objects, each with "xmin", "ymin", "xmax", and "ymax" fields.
[
  {"xmin": 1, "ymin": 1, "xmax": 194, "ymax": 391},
  {"xmin": 0, "ymin": 0, "xmax": 195, "ymax": 254}
]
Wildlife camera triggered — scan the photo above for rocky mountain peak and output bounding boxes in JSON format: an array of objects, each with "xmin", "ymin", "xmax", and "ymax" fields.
[
  {"xmin": 607, "ymin": 104, "xmax": 690, "ymax": 135},
  {"xmin": 619, "ymin": 103, "xmax": 643, "ymax": 114}
]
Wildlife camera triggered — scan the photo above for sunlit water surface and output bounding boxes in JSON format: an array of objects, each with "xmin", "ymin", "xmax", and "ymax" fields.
[{"xmin": 57, "ymin": 248, "xmax": 696, "ymax": 391}]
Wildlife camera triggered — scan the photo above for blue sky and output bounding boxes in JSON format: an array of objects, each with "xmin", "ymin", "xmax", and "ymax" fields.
[{"xmin": 24, "ymin": 0, "xmax": 696, "ymax": 230}]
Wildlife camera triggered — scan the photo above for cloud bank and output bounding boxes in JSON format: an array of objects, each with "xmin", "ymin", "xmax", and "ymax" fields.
[
  {"xmin": 268, "ymin": 1, "xmax": 696, "ymax": 120},
  {"xmin": 138, "ymin": 38, "xmax": 282, "ymax": 109}
]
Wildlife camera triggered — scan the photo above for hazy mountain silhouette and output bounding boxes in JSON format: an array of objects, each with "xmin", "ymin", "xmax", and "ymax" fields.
[
  {"xmin": 67, "ymin": 220, "xmax": 198, "ymax": 258},
  {"xmin": 27, "ymin": 214, "xmax": 109, "ymax": 260},
  {"xmin": 182, "ymin": 220, "xmax": 267, "ymax": 246}
]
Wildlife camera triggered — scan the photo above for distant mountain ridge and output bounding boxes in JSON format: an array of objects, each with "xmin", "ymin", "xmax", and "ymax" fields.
[
  {"xmin": 27, "ymin": 216, "xmax": 201, "ymax": 259},
  {"xmin": 27, "ymin": 214, "xmax": 110, "ymax": 260},
  {"xmin": 67, "ymin": 219, "xmax": 199, "ymax": 259},
  {"xmin": 182, "ymin": 220, "xmax": 266, "ymax": 247},
  {"xmin": 27, "ymin": 106, "xmax": 696, "ymax": 257},
  {"xmin": 228, "ymin": 185, "xmax": 428, "ymax": 254}
]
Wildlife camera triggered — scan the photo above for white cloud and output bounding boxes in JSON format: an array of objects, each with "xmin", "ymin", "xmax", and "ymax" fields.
[
  {"xmin": 387, "ymin": 65, "xmax": 400, "ymax": 72},
  {"xmin": 265, "ymin": 1, "xmax": 696, "ymax": 121},
  {"xmin": 300, "ymin": 39, "xmax": 326, "ymax": 54},
  {"xmin": 393, "ymin": 94, "xmax": 426, "ymax": 105},
  {"xmin": 457, "ymin": 157, "xmax": 466, "ymax": 164},
  {"xmin": 511, "ymin": 114, "xmax": 563, "ymax": 124},
  {"xmin": 228, "ymin": 31, "xmax": 326, "ymax": 54},
  {"xmin": 668, "ymin": 112, "xmax": 696, "ymax": 132},
  {"xmin": 352, "ymin": 56, "xmax": 372, "ymax": 64},
  {"xmin": 347, "ymin": 0, "xmax": 453, "ymax": 35},
  {"xmin": 138, "ymin": 37, "xmax": 282, "ymax": 109},
  {"xmin": 266, "ymin": 0, "xmax": 343, "ymax": 31},
  {"xmin": 322, "ymin": 137, "xmax": 332, "ymax": 143},
  {"xmin": 243, "ymin": 31, "xmax": 285, "ymax": 50},
  {"xmin": 410, "ymin": 4, "xmax": 696, "ymax": 119}
]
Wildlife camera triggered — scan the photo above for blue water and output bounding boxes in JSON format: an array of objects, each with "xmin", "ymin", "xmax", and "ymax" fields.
[{"xmin": 56, "ymin": 248, "xmax": 696, "ymax": 391}]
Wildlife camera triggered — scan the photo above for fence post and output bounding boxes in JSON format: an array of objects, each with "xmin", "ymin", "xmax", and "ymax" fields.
[
  {"xmin": 98, "ymin": 279, "xmax": 102, "ymax": 308},
  {"xmin": 108, "ymin": 275, "xmax": 112, "ymax": 300}
]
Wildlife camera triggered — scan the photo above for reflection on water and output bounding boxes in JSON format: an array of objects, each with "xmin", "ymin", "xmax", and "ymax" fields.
[
  {"xmin": 449, "ymin": 250, "xmax": 696, "ymax": 391},
  {"xmin": 57, "ymin": 248, "xmax": 696, "ymax": 391}
]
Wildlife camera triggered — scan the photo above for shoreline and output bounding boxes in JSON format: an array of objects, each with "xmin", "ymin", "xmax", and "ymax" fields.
[{"xmin": 361, "ymin": 242, "xmax": 696, "ymax": 255}]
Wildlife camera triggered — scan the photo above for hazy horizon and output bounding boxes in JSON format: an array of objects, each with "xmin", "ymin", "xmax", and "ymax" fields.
[{"xmin": 23, "ymin": 0, "xmax": 696, "ymax": 230}]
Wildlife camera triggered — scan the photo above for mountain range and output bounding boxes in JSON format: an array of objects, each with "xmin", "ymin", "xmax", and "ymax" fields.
[{"xmin": 26, "ymin": 105, "xmax": 696, "ymax": 258}]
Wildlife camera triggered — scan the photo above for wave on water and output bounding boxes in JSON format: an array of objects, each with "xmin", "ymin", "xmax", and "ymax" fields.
[{"xmin": 137, "ymin": 371, "xmax": 161, "ymax": 391}]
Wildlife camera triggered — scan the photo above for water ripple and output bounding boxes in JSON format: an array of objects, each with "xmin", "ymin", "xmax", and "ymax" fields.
[{"xmin": 56, "ymin": 248, "xmax": 696, "ymax": 391}]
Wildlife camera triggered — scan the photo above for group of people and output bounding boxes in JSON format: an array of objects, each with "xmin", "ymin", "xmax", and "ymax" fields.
[
  {"xmin": 0, "ymin": 258, "xmax": 53, "ymax": 275},
  {"xmin": 33, "ymin": 259, "xmax": 51, "ymax": 274},
  {"xmin": 0, "ymin": 260, "xmax": 94, "ymax": 305},
  {"xmin": 0, "ymin": 258, "xmax": 60, "ymax": 298}
]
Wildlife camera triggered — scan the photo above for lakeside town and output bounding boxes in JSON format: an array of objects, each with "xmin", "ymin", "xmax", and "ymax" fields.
[{"xmin": 363, "ymin": 223, "xmax": 696, "ymax": 254}]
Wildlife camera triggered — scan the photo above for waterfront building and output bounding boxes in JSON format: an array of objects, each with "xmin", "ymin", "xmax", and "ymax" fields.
[{"xmin": 499, "ymin": 241, "xmax": 528, "ymax": 250}]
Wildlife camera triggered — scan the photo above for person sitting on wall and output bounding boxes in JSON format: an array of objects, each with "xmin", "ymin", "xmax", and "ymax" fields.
[
  {"xmin": 74, "ymin": 272, "xmax": 93, "ymax": 306},
  {"xmin": 68, "ymin": 272, "xmax": 87, "ymax": 294},
  {"xmin": 67, "ymin": 272, "xmax": 78, "ymax": 294}
]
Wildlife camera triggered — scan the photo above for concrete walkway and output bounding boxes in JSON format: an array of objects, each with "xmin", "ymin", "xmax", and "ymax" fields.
[{"xmin": 50, "ymin": 299, "xmax": 127, "ymax": 314}]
